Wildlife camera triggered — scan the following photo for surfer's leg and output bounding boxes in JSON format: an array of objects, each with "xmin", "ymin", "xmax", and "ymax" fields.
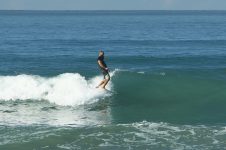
[
  {"xmin": 96, "ymin": 80, "xmax": 105, "ymax": 88},
  {"xmin": 96, "ymin": 72, "xmax": 107, "ymax": 88},
  {"xmin": 101, "ymin": 74, "xmax": 110, "ymax": 89}
]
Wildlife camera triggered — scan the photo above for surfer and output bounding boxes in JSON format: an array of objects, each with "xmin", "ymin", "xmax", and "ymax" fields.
[{"xmin": 96, "ymin": 50, "xmax": 110, "ymax": 89}]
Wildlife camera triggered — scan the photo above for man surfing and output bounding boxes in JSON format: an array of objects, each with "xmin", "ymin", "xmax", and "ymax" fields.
[{"xmin": 96, "ymin": 50, "xmax": 110, "ymax": 89}]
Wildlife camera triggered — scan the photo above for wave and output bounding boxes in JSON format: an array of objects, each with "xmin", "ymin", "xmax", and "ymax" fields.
[
  {"xmin": 1, "ymin": 70, "xmax": 226, "ymax": 124},
  {"xmin": 110, "ymin": 71, "xmax": 226, "ymax": 124},
  {"xmin": 0, "ymin": 71, "xmax": 116, "ymax": 106}
]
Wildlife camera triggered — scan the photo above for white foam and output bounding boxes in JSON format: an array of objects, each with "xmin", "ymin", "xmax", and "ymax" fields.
[
  {"xmin": 0, "ymin": 71, "xmax": 116, "ymax": 106},
  {"xmin": 160, "ymin": 72, "xmax": 166, "ymax": 76},
  {"xmin": 137, "ymin": 71, "xmax": 145, "ymax": 74}
]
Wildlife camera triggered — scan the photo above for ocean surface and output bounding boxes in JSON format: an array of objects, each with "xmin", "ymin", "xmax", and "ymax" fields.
[{"xmin": 0, "ymin": 10, "xmax": 226, "ymax": 149}]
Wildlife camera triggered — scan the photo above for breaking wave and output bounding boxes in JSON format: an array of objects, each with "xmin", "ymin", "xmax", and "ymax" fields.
[{"xmin": 0, "ymin": 71, "xmax": 116, "ymax": 106}]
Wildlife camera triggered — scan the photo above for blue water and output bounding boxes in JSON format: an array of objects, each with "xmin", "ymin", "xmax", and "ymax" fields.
[{"xmin": 0, "ymin": 10, "xmax": 226, "ymax": 149}]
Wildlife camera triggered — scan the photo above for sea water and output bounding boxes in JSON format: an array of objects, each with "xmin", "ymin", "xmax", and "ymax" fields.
[{"xmin": 0, "ymin": 10, "xmax": 226, "ymax": 149}]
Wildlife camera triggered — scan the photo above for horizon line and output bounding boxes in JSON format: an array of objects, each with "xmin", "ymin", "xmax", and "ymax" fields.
[{"xmin": 0, "ymin": 9, "xmax": 226, "ymax": 11}]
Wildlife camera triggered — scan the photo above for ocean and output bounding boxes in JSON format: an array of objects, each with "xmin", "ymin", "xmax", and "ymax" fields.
[{"xmin": 0, "ymin": 10, "xmax": 226, "ymax": 149}]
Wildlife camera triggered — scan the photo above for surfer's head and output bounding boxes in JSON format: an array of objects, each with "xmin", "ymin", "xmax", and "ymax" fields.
[{"xmin": 99, "ymin": 50, "xmax": 104, "ymax": 57}]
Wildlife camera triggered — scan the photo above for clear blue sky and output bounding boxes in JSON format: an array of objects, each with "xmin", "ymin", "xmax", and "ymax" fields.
[{"xmin": 0, "ymin": 0, "xmax": 226, "ymax": 10}]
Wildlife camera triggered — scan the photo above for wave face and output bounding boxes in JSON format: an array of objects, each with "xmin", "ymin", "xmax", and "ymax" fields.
[
  {"xmin": 0, "ymin": 73, "xmax": 113, "ymax": 106},
  {"xmin": 110, "ymin": 71, "xmax": 226, "ymax": 124}
]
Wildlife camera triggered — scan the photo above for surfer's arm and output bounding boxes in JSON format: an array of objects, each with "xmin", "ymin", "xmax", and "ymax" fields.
[{"xmin": 98, "ymin": 60, "xmax": 108, "ymax": 70}]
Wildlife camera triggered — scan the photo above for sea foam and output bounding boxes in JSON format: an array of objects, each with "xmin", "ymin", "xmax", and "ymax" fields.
[{"xmin": 0, "ymin": 72, "xmax": 114, "ymax": 106}]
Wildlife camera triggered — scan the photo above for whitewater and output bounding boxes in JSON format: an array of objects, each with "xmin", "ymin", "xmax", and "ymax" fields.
[{"xmin": 0, "ymin": 72, "xmax": 115, "ymax": 106}]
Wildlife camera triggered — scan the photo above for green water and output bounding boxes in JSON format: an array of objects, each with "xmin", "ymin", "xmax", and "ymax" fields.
[{"xmin": 1, "ymin": 10, "xmax": 226, "ymax": 149}]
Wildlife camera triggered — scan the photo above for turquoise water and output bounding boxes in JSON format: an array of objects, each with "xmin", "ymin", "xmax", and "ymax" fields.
[{"xmin": 0, "ymin": 10, "xmax": 226, "ymax": 149}]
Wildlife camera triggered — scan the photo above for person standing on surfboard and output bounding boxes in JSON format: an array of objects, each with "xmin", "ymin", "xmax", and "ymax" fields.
[{"xmin": 96, "ymin": 50, "xmax": 110, "ymax": 89}]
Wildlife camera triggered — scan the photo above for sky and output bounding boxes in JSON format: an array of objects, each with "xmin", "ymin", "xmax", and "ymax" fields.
[{"xmin": 0, "ymin": 0, "xmax": 226, "ymax": 10}]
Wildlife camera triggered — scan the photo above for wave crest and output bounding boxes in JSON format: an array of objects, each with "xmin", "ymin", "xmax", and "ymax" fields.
[{"xmin": 0, "ymin": 72, "xmax": 114, "ymax": 106}]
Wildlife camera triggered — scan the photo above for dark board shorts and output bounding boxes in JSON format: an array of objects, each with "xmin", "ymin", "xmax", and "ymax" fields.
[{"xmin": 102, "ymin": 70, "xmax": 110, "ymax": 79}]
